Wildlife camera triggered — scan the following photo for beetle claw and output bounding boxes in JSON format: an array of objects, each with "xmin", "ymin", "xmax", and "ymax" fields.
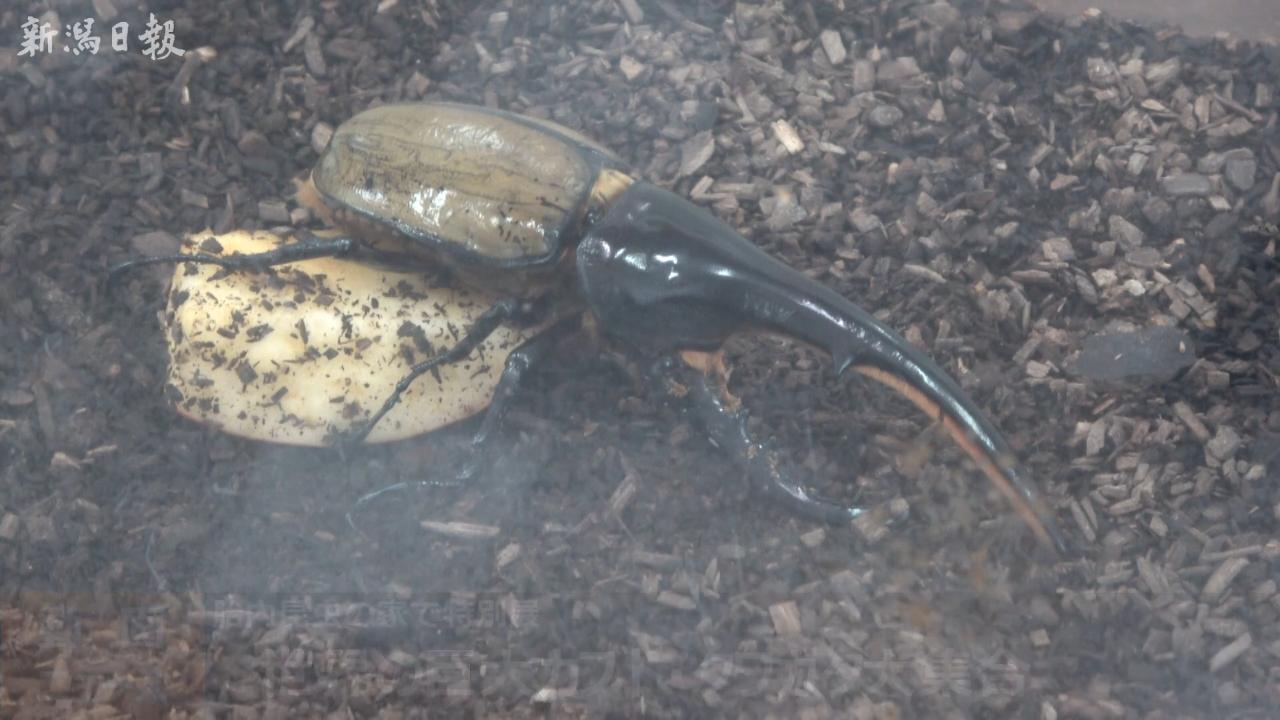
[{"xmin": 655, "ymin": 354, "xmax": 873, "ymax": 527}]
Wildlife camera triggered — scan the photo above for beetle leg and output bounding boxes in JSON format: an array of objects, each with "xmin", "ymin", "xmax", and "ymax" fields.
[
  {"xmin": 343, "ymin": 297, "xmax": 542, "ymax": 446},
  {"xmin": 107, "ymin": 234, "xmax": 360, "ymax": 285},
  {"xmin": 345, "ymin": 320, "xmax": 571, "ymax": 534},
  {"xmin": 653, "ymin": 351, "xmax": 874, "ymax": 527},
  {"xmin": 454, "ymin": 319, "xmax": 576, "ymax": 481},
  {"xmin": 107, "ymin": 233, "xmax": 441, "ymax": 290}
]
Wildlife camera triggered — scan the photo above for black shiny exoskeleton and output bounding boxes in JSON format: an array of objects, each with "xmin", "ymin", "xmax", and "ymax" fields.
[{"xmin": 113, "ymin": 102, "xmax": 1067, "ymax": 554}]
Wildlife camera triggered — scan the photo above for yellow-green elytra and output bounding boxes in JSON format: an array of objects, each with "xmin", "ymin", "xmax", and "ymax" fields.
[
  {"xmin": 311, "ymin": 102, "xmax": 628, "ymax": 268},
  {"xmin": 164, "ymin": 230, "xmax": 545, "ymax": 445}
]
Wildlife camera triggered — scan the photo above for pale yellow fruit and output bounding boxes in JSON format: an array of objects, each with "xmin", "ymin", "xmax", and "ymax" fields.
[{"xmin": 165, "ymin": 230, "xmax": 542, "ymax": 445}]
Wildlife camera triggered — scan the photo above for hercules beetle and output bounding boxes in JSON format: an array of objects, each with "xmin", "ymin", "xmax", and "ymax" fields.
[{"xmin": 115, "ymin": 102, "xmax": 1067, "ymax": 554}]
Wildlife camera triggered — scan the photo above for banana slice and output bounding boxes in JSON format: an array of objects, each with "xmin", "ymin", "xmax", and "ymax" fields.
[{"xmin": 164, "ymin": 229, "xmax": 541, "ymax": 445}]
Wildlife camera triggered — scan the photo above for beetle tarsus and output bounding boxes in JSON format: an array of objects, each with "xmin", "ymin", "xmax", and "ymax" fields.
[{"xmin": 656, "ymin": 354, "xmax": 870, "ymax": 526}]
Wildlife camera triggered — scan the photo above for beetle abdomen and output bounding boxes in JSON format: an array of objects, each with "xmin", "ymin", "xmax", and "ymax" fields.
[{"xmin": 313, "ymin": 103, "xmax": 625, "ymax": 267}]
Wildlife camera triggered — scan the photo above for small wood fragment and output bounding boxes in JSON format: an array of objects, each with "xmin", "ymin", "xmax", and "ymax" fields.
[
  {"xmin": 616, "ymin": 0, "xmax": 644, "ymax": 24},
  {"xmin": 495, "ymin": 543, "xmax": 521, "ymax": 569},
  {"xmin": 1201, "ymin": 557, "xmax": 1248, "ymax": 602},
  {"xmin": 819, "ymin": 30, "xmax": 846, "ymax": 65},
  {"xmin": 180, "ymin": 188, "xmax": 209, "ymax": 209},
  {"xmin": 311, "ymin": 122, "xmax": 334, "ymax": 154},
  {"xmin": 419, "ymin": 520, "xmax": 501, "ymax": 539},
  {"xmin": 769, "ymin": 601, "xmax": 802, "ymax": 636},
  {"xmin": 655, "ymin": 591, "xmax": 696, "ymax": 611},
  {"xmin": 0, "ymin": 513, "xmax": 18, "ymax": 540},
  {"xmin": 771, "ymin": 119, "xmax": 804, "ymax": 154},
  {"xmin": 1208, "ymin": 633, "xmax": 1251, "ymax": 673},
  {"xmin": 800, "ymin": 528, "xmax": 826, "ymax": 548},
  {"xmin": 619, "ymin": 55, "xmax": 647, "ymax": 81},
  {"xmin": 282, "ymin": 16, "xmax": 314, "ymax": 53},
  {"xmin": 92, "ymin": 0, "xmax": 119, "ymax": 21},
  {"xmin": 257, "ymin": 200, "xmax": 291, "ymax": 224},
  {"xmin": 1173, "ymin": 402, "xmax": 1211, "ymax": 442},
  {"xmin": 677, "ymin": 132, "xmax": 715, "ymax": 178},
  {"xmin": 901, "ymin": 263, "xmax": 946, "ymax": 284},
  {"xmin": 49, "ymin": 656, "xmax": 72, "ymax": 695},
  {"xmin": 852, "ymin": 499, "xmax": 909, "ymax": 543},
  {"xmin": 608, "ymin": 464, "xmax": 638, "ymax": 516}
]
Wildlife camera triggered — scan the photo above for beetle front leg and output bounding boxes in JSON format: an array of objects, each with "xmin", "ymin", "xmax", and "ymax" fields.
[
  {"xmin": 108, "ymin": 233, "xmax": 359, "ymax": 283},
  {"xmin": 107, "ymin": 232, "xmax": 437, "ymax": 289},
  {"xmin": 342, "ymin": 297, "xmax": 544, "ymax": 447},
  {"xmin": 654, "ymin": 351, "xmax": 891, "ymax": 529}
]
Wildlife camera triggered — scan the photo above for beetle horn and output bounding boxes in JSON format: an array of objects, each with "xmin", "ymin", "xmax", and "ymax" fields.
[
  {"xmin": 578, "ymin": 181, "xmax": 1068, "ymax": 554},
  {"xmin": 747, "ymin": 278, "xmax": 1067, "ymax": 556}
]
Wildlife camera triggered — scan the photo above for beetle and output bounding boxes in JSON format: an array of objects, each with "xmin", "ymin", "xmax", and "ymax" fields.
[{"xmin": 114, "ymin": 101, "xmax": 1068, "ymax": 554}]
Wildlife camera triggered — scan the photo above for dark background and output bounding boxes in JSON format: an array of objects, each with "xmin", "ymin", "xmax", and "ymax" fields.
[{"xmin": 1, "ymin": 0, "xmax": 1278, "ymax": 716}]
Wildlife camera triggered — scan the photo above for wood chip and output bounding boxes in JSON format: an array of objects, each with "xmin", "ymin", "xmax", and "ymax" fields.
[
  {"xmin": 1173, "ymin": 401, "xmax": 1211, "ymax": 442},
  {"xmin": 608, "ymin": 458, "xmax": 639, "ymax": 515},
  {"xmin": 771, "ymin": 119, "xmax": 804, "ymax": 154},
  {"xmin": 619, "ymin": 55, "xmax": 646, "ymax": 81},
  {"xmin": 630, "ymin": 550, "xmax": 679, "ymax": 570},
  {"xmin": 282, "ymin": 16, "xmax": 314, "ymax": 53},
  {"xmin": 0, "ymin": 513, "xmax": 18, "ymax": 540},
  {"xmin": 91, "ymin": 0, "xmax": 119, "ymax": 21},
  {"xmin": 1201, "ymin": 557, "xmax": 1248, "ymax": 602},
  {"xmin": 49, "ymin": 452, "xmax": 81, "ymax": 470},
  {"xmin": 678, "ymin": 131, "xmax": 715, "ymax": 178},
  {"xmin": 180, "ymin": 188, "xmax": 209, "ymax": 209},
  {"xmin": 800, "ymin": 528, "xmax": 826, "ymax": 548},
  {"xmin": 901, "ymin": 263, "xmax": 946, "ymax": 284},
  {"xmin": 616, "ymin": 0, "xmax": 644, "ymax": 23},
  {"xmin": 495, "ymin": 542, "xmax": 521, "ymax": 569},
  {"xmin": 1069, "ymin": 499, "xmax": 1096, "ymax": 543},
  {"xmin": 310, "ymin": 122, "xmax": 334, "ymax": 154},
  {"xmin": 1208, "ymin": 633, "xmax": 1251, "ymax": 673},
  {"xmin": 819, "ymin": 30, "xmax": 846, "ymax": 65},
  {"xmin": 257, "ymin": 200, "xmax": 291, "ymax": 223},
  {"xmin": 655, "ymin": 591, "xmax": 696, "ymax": 610},
  {"xmin": 852, "ymin": 499, "xmax": 909, "ymax": 542},
  {"xmin": 303, "ymin": 33, "xmax": 326, "ymax": 77},
  {"xmin": 49, "ymin": 656, "xmax": 72, "ymax": 695},
  {"xmin": 419, "ymin": 520, "xmax": 501, "ymax": 539},
  {"xmin": 769, "ymin": 601, "xmax": 802, "ymax": 636}
]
